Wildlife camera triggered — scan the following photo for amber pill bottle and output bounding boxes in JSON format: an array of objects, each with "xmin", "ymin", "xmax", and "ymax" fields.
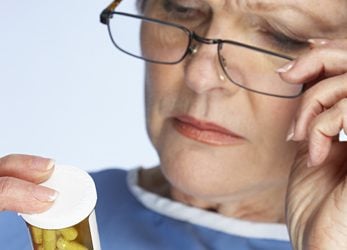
[{"xmin": 21, "ymin": 165, "xmax": 100, "ymax": 250}]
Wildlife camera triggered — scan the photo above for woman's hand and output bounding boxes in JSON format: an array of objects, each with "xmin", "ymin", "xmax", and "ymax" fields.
[
  {"xmin": 279, "ymin": 39, "xmax": 347, "ymax": 250},
  {"xmin": 0, "ymin": 154, "xmax": 57, "ymax": 214}
]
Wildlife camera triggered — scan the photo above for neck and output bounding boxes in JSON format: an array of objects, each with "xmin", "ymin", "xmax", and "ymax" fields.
[{"xmin": 139, "ymin": 167, "xmax": 287, "ymax": 223}]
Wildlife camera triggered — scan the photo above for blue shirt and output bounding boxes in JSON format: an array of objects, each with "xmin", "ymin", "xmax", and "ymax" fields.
[{"xmin": 0, "ymin": 168, "xmax": 292, "ymax": 250}]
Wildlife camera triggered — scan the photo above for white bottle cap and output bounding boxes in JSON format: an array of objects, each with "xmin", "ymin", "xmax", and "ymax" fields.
[{"xmin": 21, "ymin": 164, "xmax": 97, "ymax": 229}]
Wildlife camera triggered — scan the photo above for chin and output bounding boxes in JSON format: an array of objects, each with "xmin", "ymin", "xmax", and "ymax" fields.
[
  {"xmin": 150, "ymin": 118, "xmax": 289, "ymax": 201},
  {"xmin": 158, "ymin": 144, "xmax": 252, "ymax": 200}
]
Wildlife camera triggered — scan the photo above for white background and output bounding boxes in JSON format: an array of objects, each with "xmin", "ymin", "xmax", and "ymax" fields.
[{"xmin": 0, "ymin": 0, "xmax": 159, "ymax": 171}]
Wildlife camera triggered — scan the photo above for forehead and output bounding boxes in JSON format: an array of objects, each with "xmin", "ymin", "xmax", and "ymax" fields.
[
  {"xmin": 214, "ymin": 0, "xmax": 344, "ymax": 14},
  {"xmin": 215, "ymin": 0, "xmax": 345, "ymax": 9},
  {"xmin": 143, "ymin": 0, "xmax": 347, "ymax": 34},
  {"xmin": 210, "ymin": 0, "xmax": 347, "ymax": 34},
  {"xmin": 262, "ymin": 1, "xmax": 343, "ymax": 21}
]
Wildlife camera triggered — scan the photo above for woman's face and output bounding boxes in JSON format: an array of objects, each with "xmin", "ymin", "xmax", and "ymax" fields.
[{"xmin": 142, "ymin": 0, "xmax": 347, "ymax": 201}]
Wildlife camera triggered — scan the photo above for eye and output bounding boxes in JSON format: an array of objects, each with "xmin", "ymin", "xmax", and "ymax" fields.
[
  {"xmin": 164, "ymin": 1, "xmax": 191, "ymax": 16},
  {"xmin": 249, "ymin": 17, "xmax": 310, "ymax": 54},
  {"xmin": 266, "ymin": 31, "xmax": 309, "ymax": 52},
  {"xmin": 162, "ymin": 0, "xmax": 207, "ymax": 21},
  {"xmin": 255, "ymin": 22, "xmax": 309, "ymax": 54}
]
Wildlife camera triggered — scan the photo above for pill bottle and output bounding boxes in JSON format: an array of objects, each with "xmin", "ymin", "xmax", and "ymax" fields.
[{"xmin": 21, "ymin": 164, "xmax": 100, "ymax": 250}]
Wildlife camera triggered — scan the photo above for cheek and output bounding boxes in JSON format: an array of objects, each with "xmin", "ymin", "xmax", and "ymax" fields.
[
  {"xmin": 252, "ymin": 96, "xmax": 301, "ymax": 168},
  {"xmin": 144, "ymin": 63, "xmax": 184, "ymax": 147},
  {"xmin": 263, "ymin": 98, "xmax": 300, "ymax": 137},
  {"xmin": 251, "ymin": 92, "xmax": 300, "ymax": 137}
]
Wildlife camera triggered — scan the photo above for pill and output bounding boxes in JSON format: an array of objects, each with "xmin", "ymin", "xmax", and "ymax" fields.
[
  {"xmin": 59, "ymin": 226, "xmax": 78, "ymax": 240},
  {"xmin": 57, "ymin": 237, "xmax": 88, "ymax": 250},
  {"xmin": 30, "ymin": 226, "xmax": 43, "ymax": 244},
  {"xmin": 42, "ymin": 229, "xmax": 56, "ymax": 250}
]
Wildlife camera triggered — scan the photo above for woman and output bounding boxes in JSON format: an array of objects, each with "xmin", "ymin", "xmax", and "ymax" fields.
[{"xmin": 1, "ymin": 0, "xmax": 347, "ymax": 249}]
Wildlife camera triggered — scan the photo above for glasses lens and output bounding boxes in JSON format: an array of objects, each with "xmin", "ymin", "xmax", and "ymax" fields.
[
  {"xmin": 108, "ymin": 13, "xmax": 190, "ymax": 64},
  {"xmin": 219, "ymin": 43, "xmax": 302, "ymax": 98}
]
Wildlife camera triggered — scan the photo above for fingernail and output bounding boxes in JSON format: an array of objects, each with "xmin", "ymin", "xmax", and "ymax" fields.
[
  {"xmin": 286, "ymin": 132, "xmax": 294, "ymax": 142},
  {"xmin": 286, "ymin": 121, "xmax": 296, "ymax": 141},
  {"xmin": 31, "ymin": 158, "xmax": 55, "ymax": 171},
  {"xmin": 276, "ymin": 61, "xmax": 296, "ymax": 73},
  {"xmin": 307, "ymin": 38, "xmax": 330, "ymax": 46},
  {"xmin": 33, "ymin": 185, "xmax": 59, "ymax": 202},
  {"xmin": 45, "ymin": 160, "xmax": 55, "ymax": 171}
]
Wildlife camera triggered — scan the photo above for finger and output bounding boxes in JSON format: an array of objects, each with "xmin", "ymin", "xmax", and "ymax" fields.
[
  {"xmin": 307, "ymin": 99, "xmax": 347, "ymax": 167},
  {"xmin": 292, "ymin": 73, "xmax": 347, "ymax": 140},
  {"xmin": 278, "ymin": 39, "xmax": 347, "ymax": 85},
  {"xmin": 0, "ymin": 154, "xmax": 55, "ymax": 184},
  {"xmin": 0, "ymin": 177, "xmax": 58, "ymax": 214}
]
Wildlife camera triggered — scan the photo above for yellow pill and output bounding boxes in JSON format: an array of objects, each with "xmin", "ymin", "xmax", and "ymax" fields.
[
  {"xmin": 57, "ymin": 237, "xmax": 88, "ymax": 250},
  {"xmin": 56, "ymin": 237, "xmax": 68, "ymax": 250},
  {"xmin": 59, "ymin": 226, "xmax": 78, "ymax": 240},
  {"xmin": 30, "ymin": 226, "xmax": 43, "ymax": 244},
  {"xmin": 42, "ymin": 229, "xmax": 56, "ymax": 250}
]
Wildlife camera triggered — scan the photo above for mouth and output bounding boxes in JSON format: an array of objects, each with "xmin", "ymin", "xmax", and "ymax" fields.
[{"xmin": 172, "ymin": 115, "xmax": 245, "ymax": 146}]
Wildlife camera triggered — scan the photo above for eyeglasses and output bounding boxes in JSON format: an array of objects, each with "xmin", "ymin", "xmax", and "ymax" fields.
[{"xmin": 100, "ymin": 0, "xmax": 303, "ymax": 98}]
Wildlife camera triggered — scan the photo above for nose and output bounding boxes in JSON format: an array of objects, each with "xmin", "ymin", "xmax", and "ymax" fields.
[{"xmin": 184, "ymin": 38, "xmax": 240, "ymax": 95}]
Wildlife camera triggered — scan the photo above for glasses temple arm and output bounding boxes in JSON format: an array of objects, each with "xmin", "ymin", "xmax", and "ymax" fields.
[{"xmin": 100, "ymin": 0, "xmax": 122, "ymax": 25}]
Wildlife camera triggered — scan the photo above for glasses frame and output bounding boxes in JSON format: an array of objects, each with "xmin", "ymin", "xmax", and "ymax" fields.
[{"xmin": 100, "ymin": 0, "xmax": 303, "ymax": 99}]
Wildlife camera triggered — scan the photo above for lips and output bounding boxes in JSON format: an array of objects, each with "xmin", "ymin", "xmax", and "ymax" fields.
[{"xmin": 172, "ymin": 115, "xmax": 244, "ymax": 146}]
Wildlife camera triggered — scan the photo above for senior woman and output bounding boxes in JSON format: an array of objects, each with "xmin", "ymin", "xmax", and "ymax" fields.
[{"xmin": 1, "ymin": 0, "xmax": 347, "ymax": 249}]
